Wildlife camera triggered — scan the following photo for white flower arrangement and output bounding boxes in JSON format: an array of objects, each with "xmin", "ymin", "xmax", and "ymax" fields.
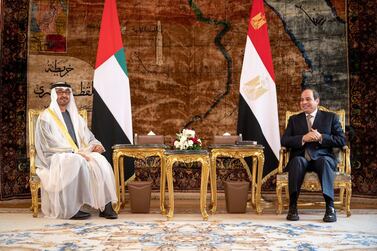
[{"xmin": 173, "ymin": 129, "xmax": 202, "ymax": 150}]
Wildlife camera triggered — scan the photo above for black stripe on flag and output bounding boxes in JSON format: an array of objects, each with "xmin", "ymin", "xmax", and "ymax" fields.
[
  {"xmin": 237, "ymin": 95, "xmax": 279, "ymax": 177},
  {"xmin": 92, "ymin": 89, "xmax": 134, "ymax": 181}
]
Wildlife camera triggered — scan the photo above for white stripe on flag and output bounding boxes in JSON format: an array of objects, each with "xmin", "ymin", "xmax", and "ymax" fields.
[
  {"xmin": 94, "ymin": 55, "xmax": 133, "ymax": 143},
  {"xmin": 240, "ymin": 37, "xmax": 280, "ymax": 158}
]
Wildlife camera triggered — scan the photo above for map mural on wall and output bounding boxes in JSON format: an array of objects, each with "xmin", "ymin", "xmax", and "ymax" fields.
[
  {"xmin": 267, "ymin": 0, "xmax": 348, "ymax": 109},
  {"xmin": 28, "ymin": 0, "xmax": 348, "ymax": 148},
  {"xmin": 27, "ymin": 55, "xmax": 94, "ymax": 120},
  {"xmin": 27, "ymin": 0, "xmax": 348, "ymax": 190},
  {"xmin": 29, "ymin": 0, "xmax": 69, "ymax": 52}
]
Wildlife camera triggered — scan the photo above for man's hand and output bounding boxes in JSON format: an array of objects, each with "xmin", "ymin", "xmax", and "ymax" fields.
[
  {"xmin": 303, "ymin": 128, "xmax": 322, "ymax": 143},
  {"xmin": 92, "ymin": 145, "xmax": 105, "ymax": 153}
]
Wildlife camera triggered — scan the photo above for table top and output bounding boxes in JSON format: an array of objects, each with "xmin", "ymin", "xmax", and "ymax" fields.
[
  {"xmin": 208, "ymin": 144, "xmax": 264, "ymax": 149},
  {"xmin": 112, "ymin": 144, "xmax": 264, "ymax": 151},
  {"xmin": 112, "ymin": 144, "xmax": 169, "ymax": 149},
  {"xmin": 164, "ymin": 149, "xmax": 209, "ymax": 155}
]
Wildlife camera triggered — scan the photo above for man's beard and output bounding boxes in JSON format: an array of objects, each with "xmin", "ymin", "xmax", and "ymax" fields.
[{"xmin": 58, "ymin": 98, "xmax": 69, "ymax": 106}]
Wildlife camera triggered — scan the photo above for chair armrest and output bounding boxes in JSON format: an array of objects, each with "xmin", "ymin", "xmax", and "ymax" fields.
[
  {"xmin": 29, "ymin": 145, "xmax": 36, "ymax": 176},
  {"xmin": 335, "ymin": 145, "xmax": 351, "ymax": 175},
  {"xmin": 278, "ymin": 147, "xmax": 288, "ymax": 173},
  {"xmin": 342, "ymin": 145, "xmax": 351, "ymax": 175}
]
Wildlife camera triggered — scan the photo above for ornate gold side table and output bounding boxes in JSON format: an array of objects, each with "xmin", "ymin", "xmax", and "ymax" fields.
[
  {"xmin": 208, "ymin": 144, "xmax": 265, "ymax": 214},
  {"xmin": 163, "ymin": 149, "xmax": 212, "ymax": 220},
  {"xmin": 112, "ymin": 144, "xmax": 168, "ymax": 213}
]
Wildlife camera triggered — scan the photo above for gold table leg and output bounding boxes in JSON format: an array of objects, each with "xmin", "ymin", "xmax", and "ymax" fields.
[
  {"xmin": 251, "ymin": 156, "xmax": 257, "ymax": 208},
  {"xmin": 160, "ymin": 156, "xmax": 167, "ymax": 215},
  {"xmin": 200, "ymin": 158, "xmax": 210, "ymax": 220},
  {"xmin": 255, "ymin": 151, "xmax": 265, "ymax": 214},
  {"xmin": 113, "ymin": 152, "xmax": 121, "ymax": 213},
  {"xmin": 239, "ymin": 157, "xmax": 255, "ymax": 208},
  {"xmin": 166, "ymin": 158, "xmax": 174, "ymax": 220},
  {"xmin": 209, "ymin": 156, "xmax": 217, "ymax": 214},
  {"xmin": 120, "ymin": 156, "xmax": 126, "ymax": 208}
]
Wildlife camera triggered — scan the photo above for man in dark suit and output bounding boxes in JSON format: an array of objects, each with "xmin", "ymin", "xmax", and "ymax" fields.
[{"xmin": 281, "ymin": 88, "xmax": 346, "ymax": 222}]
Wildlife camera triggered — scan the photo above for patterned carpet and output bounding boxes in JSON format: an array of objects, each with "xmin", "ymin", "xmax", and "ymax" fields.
[{"xmin": 1, "ymin": 212, "xmax": 376, "ymax": 250}]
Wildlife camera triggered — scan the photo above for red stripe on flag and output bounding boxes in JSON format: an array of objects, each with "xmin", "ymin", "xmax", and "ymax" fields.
[
  {"xmin": 247, "ymin": 0, "xmax": 275, "ymax": 81},
  {"xmin": 95, "ymin": 0, "xmax": 123, "ymax": 69}
]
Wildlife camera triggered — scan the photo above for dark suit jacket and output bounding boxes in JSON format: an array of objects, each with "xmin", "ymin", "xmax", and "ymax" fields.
[{"xmin": 281, "ymin": 110, "xmax": 346, "ymax": 166}]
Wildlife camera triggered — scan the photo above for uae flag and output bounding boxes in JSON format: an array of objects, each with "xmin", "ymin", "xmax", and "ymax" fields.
[
  {"xmin": 92, "ymin": 0, "xmax": 134, "ymax": 181},
  {"xmin": 237, "ymin": 0, "xmax": 280, "ymax": 180}
]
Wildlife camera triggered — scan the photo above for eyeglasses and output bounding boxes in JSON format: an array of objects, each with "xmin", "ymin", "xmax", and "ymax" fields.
[{"xmin": 55, "ymin": 89, "xmax": 71, "ymax": 95}]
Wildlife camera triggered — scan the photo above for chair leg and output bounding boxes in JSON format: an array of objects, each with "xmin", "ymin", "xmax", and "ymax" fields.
[
  {"xmin": 276, "ymin": 185, "xmax": 283, "ymax": 215},
  {"xmin": 346, "ymin": 184, "xmax": 352, "ymax": 217},
  {"xmin": 284, "ymin": 186, "xmax": 289, "ymax": 202},
  {"xmin": 30, "ymin": 182, "xmax": 39, "ymax": 217},
  {"xmin": 339, "ymin": 187, "xmax": 345, "ymax": 210}
]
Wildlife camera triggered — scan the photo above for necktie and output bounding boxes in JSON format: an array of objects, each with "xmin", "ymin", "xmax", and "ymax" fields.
[
  {"xmin": 306, "ymin": 114, "xmax": 313, "ymax": 131},
  {"xmin": 305, "ymin": 114, "xmax": 313, "ymax": 161}
]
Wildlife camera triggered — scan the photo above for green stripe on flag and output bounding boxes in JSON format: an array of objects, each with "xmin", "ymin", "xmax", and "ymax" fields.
[{"xmin": 115, "ymin": 48, "xmax": 128, "ymax": 76}]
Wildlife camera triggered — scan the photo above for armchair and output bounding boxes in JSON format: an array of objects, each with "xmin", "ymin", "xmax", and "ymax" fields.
[
  {"xmin": 276, "ymin": 106, "xmax": 352, "ymax": 216},
  {"xmin": 28, "ymin": 109, "xmax": 88, "ymax": 217}
]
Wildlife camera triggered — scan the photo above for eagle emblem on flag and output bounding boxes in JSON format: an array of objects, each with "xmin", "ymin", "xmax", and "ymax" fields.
[
  {"xmin": 251, "ymin": 12, "xmax": 266, "ymax": 30},
  {"xmin": 242, "ymin": 75, "xmax": 269, "ymax": 101}
]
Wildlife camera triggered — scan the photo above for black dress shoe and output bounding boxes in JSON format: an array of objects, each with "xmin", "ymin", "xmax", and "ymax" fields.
[
  {"xmin": 286, "ymin": 205, "xmax": 299, "ymax": 221},
  {"xmin": 99, "ymin": 202, "xmax": 118, "ymax": 219},
  {"xmin": 323, "ymin": 206, "xmax": 337, "ymax": 222},
  {"xmin": 70, "ymin": 210, "xmax": 91, "ymax": 220}
]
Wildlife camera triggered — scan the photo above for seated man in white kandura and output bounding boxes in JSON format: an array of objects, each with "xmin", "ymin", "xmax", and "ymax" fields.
[{"xmin": 35, "ymin": 82, "xmax": 118, "ymax": 220}]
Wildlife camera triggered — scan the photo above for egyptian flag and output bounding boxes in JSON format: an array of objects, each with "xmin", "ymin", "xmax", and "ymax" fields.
[
  {"xmin": 237, "ymin": 0, "xmax": 280, "ymax": 180},
  {"xmin": 92, "ymin": 0, "xmax": 134, "ymax": 181}
]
